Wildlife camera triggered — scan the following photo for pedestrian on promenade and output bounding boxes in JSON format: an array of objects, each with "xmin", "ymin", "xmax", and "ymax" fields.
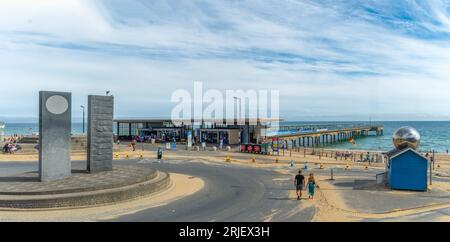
[
  {"xmin": 307, "ymin": 173, "xmax": 317, "ymax": 200},
  {"xmin": 131, "ymin": 139, "xmax": 137, "ymax": 151},
  {"xmin": 294, "ymin": 170, "xmax": 305, "ymax": 200}
]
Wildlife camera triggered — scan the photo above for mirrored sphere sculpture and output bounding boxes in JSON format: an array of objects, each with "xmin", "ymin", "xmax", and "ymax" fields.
[{"xmin": 393, "ymin": 126, "xmax": 421, "ymax": 150}]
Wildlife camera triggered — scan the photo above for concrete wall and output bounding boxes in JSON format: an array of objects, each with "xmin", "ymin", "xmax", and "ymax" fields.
[
  {"xmin": 87, "ymin": 95, "xmax": 114, "ymax": 172},
  {"xmin": 39, "ymin": 91, "xmax": 72, "ymax": 181}
]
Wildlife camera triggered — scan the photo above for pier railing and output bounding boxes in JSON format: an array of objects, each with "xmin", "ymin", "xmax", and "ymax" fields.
[
  {"xmin": 276, "ymin": 122, "xmax": 384, "ymax": 132},
  {"xmin": 266, "ymin": 123, "xmax": 384, "ymax": 148}
]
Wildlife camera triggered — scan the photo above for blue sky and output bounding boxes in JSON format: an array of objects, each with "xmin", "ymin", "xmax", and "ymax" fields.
[{"xmin": 1, "ymin": 0, "xmax": 450, "ymax": 121}]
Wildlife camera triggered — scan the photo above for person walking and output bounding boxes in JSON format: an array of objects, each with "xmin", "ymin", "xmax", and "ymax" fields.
[
  {"xmin": 131, "ymin": 139, "xmax": 137, "ymax": 151},
  {"xmin": 307, "ymin": 173, "xmax": 317, "ymax": 200},
  {"xmin": 294, "ymin": 170, "xmax": 305, "ymax": 200}
]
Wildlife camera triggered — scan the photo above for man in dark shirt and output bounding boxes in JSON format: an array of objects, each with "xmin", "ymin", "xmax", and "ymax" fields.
[{"xmin": 294, "ymin": 170, "xmax": 305, "ymax": 200}]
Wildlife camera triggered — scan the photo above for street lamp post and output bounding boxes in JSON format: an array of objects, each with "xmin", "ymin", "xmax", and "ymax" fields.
[
  {"xmin": 80, "ymin": 105, "xmax": 85, "ymax": 134},
  {"xmin": 234, "ymin": 97, "xmax": 242, "ymax": 147}
]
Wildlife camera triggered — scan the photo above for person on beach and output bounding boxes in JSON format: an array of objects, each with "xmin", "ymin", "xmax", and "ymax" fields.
[
  {"xmin": 307, "ymin": 173, "xmax": 317, "ymax": 200},
  {"xmin": 2, "ymin": 143, "xmax": 9, "ymax": 153},
  {"xmin": 294, "ymin": 170, "xmax": 305, "ymax": 200},
  {"xmin": 131, "ymin": 139, "xmax": 137, "ymax": 151}
]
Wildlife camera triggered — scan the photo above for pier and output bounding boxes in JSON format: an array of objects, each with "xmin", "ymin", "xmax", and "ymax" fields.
[{"xmin": 267, "ymin": 123, "xmax": 384, "ymax": 148}]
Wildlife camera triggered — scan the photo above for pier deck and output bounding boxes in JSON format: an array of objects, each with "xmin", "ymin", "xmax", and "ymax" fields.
[{"xmin": 267, "ymin": 124, "xmax": 384, "ymax": 147}]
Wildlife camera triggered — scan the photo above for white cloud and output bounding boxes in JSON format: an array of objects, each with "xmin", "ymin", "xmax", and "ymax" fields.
[{"xmin": 1, "ymin": 0, "xmax": 450, "ymax": 120}]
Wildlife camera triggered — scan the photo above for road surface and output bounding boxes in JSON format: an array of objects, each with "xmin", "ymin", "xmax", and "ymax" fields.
[
  {"xmin": 0, "ymin": 160, "xmax": 316, "ymax": 222},
  {"xmin": 109, "ymin": 160, "xmax": 317, "ymax": 222}
]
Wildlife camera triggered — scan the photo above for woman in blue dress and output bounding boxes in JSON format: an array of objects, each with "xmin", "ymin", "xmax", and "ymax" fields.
[{"xmin": 307, "ymin": 173, "xmax": 317, "ymax": 199}]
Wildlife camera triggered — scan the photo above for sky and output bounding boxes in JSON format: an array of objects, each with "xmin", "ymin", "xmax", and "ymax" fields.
[{"xmin": 1, "ymin": 0, "xmax": 450, "ymax": 122}]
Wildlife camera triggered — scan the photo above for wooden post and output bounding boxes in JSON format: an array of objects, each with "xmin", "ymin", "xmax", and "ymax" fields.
[
  {"xmin": 432, "ymin": 150, "xmax": 435, "ymax": 171},
  {"xmin": 430, "ymin": 156, "xmax": 433, "ymax": 186}
]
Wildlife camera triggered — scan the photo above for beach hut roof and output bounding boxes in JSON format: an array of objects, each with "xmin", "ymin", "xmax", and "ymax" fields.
[{"xmin": 386, "ymin": 147, "xmax": 427, "ymax": 160}]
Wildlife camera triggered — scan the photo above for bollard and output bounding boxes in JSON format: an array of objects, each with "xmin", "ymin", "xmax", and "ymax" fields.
[
  {"xmin": 252, "ymin": 157, "xmax": 256, "ymax": 163},
  {"xmin": 275, "ymin": 157, "xmax": 279, "ymax": 163},
  {"xmin": 125, "ymin": 154, "xmax": 130, "ymax": 159},
  {"xmin": 157, "ymin": 148, "xmax": 163, "ymax": 160},
  {"xmin": 365, "ymin": 165, "xmax": 369, "ymax": 170},
  {"xmin": 226, "ymin": 156, "xmax": 231, "ymax": 162},
  {"xmin": 330, "ymin": 168, "xmax": 335, "ymax": 181},
  {"xmin": 345, "ymin": 165, "xmax": 350, "ymax": 170},
  {"xmin": 320, "ymin": 163, "xmax": 324, "ymax": 169},
  {"xmin": 139, "ymin": 153, "xmax": 144, "ymax": 160}
]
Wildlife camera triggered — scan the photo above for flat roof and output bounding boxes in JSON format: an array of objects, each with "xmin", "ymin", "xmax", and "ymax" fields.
[{"xmin": 114, "ymin": 117, "xmax": 283, "ymax": 124}]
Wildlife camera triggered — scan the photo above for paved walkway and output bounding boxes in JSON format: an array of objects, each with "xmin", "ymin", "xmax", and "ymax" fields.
[
  {"xmin": 0, "ymin": 165, "xmax": 156, "ymax": 195},
  {"xmin": 323, "ymin": 176, "xmax": 450, "ymax": 213}
]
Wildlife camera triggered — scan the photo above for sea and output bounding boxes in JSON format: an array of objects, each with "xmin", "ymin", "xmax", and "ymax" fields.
[
  {"xmin": 2, "ymin": 121, "xmax": 450, "ymax": 152},
  {"xmin": 279, "ymin": 121, "xmax": 450, "ymax": 153}
]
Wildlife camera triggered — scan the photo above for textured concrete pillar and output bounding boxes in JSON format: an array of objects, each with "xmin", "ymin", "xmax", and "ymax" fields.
[
  {"xmin": 39, "ymin": 91, "xmax": 72, "ymax": 182},
  {"xmin": 87, "ymin": 95, "xmax": 114, "ymax": 172}
]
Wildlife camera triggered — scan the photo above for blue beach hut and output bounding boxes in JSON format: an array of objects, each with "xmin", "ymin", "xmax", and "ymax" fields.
[{"xmin": 386, "ymin": 148, "xmax": 429, "ymax": 191}]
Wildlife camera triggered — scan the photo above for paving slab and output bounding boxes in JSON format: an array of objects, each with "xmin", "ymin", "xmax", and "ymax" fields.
[{"xmin": 0, "ymin": 165, "xmax": 170, "ymax": 209}]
